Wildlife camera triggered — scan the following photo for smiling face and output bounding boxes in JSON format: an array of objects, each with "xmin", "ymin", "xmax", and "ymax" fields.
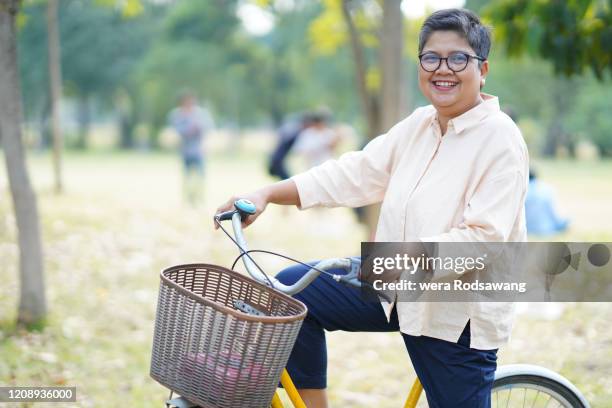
[{"xmin": 418, "ymin": 30, "xmax": 488, "ymax": 119}]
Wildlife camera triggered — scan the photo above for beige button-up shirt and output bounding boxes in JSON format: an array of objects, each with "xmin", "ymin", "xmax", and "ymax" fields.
[{"xmin": 292, "ymin": 94, "xmax": 529, "ymax": 350}]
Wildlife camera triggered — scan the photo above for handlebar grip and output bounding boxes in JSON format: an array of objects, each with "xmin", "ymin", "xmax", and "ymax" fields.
[
  {"xmin": 235, "ymin": 199, "xmax": 256, "ymax": 215},
  {"xmin": 216, "ymin": 199, "xmax": 257, "ymax": 223},
  {"xmin": 216, "ymin": 210, "xmax": 236, "ymax": 221}
]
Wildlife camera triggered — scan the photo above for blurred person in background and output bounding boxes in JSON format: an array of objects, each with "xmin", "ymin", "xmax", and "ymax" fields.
[
  {"xmin": 293, "ymin": 117, "xmax": 341, "ymax": 169},
  {"xmin": 267, "ymin": 111, "xmax": 330, "ymax": 180},
  {"xmin": 168, "ymin": 91, "xmax": 215, "ymax": 206},
  {"xmin": 526, "ymin": 169, "xmax": 569, "ymax": 235}
]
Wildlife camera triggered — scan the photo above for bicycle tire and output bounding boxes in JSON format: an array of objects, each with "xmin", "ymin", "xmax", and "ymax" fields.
[{"xmin": 492, "ymin": 374, "xmax": 587, "ymax": 408}]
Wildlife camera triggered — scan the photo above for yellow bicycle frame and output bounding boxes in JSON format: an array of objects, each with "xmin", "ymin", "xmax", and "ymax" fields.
[{"xmin": 271, "ymin": 369, "xmax": 423, "ymax": 408}]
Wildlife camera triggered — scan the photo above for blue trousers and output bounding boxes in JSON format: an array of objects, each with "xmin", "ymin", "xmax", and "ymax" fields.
[
  {"xmin": 182, "ymin": 155, "xmax": 204, "ymax": 175},
  {"xmin": 277, "ymin": 262, "xmax": 498, "ymax": 408}
]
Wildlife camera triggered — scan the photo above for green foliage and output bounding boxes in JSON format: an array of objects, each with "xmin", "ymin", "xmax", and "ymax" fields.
[
  {"xmin": 484, "ymin": 0, "xmax": 612, "ymax": 79},
  {"xmin": 14, "ymin": 0, "xmax": 376, "ymax": 147},
  {"xmin": 17, "ymin": 0, "xmax": 158, "ymax": 116},
  {"xmin": 483, "ymin": 0, "xmax": 612, "ymax": 156},
  {"xmin": 308, "ymin": 0, "xmax": 383, "ymax": 94},
  {"xmin": 257, "ymin": 2, "xmax": 359, "ymax": 123},
  {"xmin": 15, "ymin": 0, "xmax": 611, "ymax": 152},
  {"xmin": 566, "ymin": 80, "xmax": 612, "ymax": 156},
  {"xmin": 135, "ymin": 0, "xmax": 359, "ymax": 135},
  {"xmin": 57, "ymin": 0, "xmax": 154, "ymax": 99},
  {"xmin": 485, "ymin": 51, "xmax": 612, "ymax": 157},
  {"xmin": 132, "ymin": 0, "xmax": 261, "ymax": 135},
  {"xmin": 163, "ymin": 0, "xmax": 239, "ymax": 43},
  {"xmin": 17, "ymin": 3, "xmax": 49, "ymax": 120},
  {"xmin": 93, "ymin": 0, "xmax": 143, "ymax": 17},
  {"xmin": 308, "ymin": 0, "xmax": 380, "ymax": 56},
  {"xmin": 17, "ymin": 318, "xmax": 47, "ymax": 332},
  {"xmin": 486, "ymin": 52, "xmax": 559, "ymax": 121},
  {"xmin": 308, "ymin": 0, "xmax": 347, "ymax": 56},
  {"xmin": 464, "ymin": 0, "xmax": 492, "ymax": 13}
]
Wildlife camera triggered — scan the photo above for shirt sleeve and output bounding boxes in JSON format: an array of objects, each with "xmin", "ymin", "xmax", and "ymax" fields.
[
  {"xmin": 291, "ymin": 119, "xmax": 408, "ymax": 210},
  {"xmin": 422, "ymin": 169, "xmax": 527, "ymax": 243},
  {"xmin": 422, "ymin": 115, "xmax": 529, "ymax": 245},
  {"xmin": 419, "ymin": 170, "xmax": 527, "ymax": 282}
]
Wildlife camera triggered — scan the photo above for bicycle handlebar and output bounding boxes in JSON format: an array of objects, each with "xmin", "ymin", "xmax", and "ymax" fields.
[
  {"xmin": 215, "ymin": 199, "xmax": 391, "ymax": 301},
  {"xmin": 229, "ymin": 211, "xmax": 352, "ymax": 295}
]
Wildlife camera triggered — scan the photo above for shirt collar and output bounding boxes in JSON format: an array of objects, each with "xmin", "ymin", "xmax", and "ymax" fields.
[
  {"xmin": 449, "ymin": 93, "xmax": 500, "ymax": 134},
  {"xmin": 429, "ymin": 93, "xmax": 500, "ymax": 136}
]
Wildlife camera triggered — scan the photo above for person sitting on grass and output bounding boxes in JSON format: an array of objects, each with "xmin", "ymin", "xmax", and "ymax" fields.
[{"xmin": 525, "ymin": 169, "xmax": 569, "ymax": 235}]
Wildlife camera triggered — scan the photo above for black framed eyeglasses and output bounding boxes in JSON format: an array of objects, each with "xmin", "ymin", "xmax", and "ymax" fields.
[{"xmin": 418, "ymin": 52, "xmax": 486, "ymax": 73}]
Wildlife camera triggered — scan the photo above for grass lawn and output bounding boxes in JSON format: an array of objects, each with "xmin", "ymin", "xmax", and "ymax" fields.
[{"xmin": 1, "ymin": 137, "xmax": 611, "ymax": 407}]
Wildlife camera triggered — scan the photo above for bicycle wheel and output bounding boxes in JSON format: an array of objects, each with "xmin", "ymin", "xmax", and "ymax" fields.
[{"xmin": 492, "ymin": 375, "xmax": 587, "ymax": 408}]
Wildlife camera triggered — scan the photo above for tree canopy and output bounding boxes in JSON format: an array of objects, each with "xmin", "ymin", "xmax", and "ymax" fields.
[
  {"xmin": 13, "ymin": 0, "xmax": 612, "ymax": 156},
  {"xmin": 484, "ymin": 0, "xmax": 612, "ymax": 79}
]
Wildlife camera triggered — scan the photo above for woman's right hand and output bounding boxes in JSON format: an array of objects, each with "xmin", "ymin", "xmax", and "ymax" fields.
[
  {"xmin": 214, "ymin": 180, "xmax": 300, "ymax": 230},
  {"xmin": 214, "ymin": 190, "xmax": 269, "ymax": 229}
]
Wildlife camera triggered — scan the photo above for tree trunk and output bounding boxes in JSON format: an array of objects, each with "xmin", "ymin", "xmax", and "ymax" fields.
[
  {"xmin": 118, "ymin": 112, "xmax": 134, "ymax": 149},
  {"xmin": 596, "ymin": 143, "xmax": 607, "ymax": 158},
  {"xmin": 543, "ymin": 120, "xmax": 561, "ymax": 157},
  {"xmin": 343, "ymin": 0, "xmax": 407, "ymax": 238},
  {"xmin": 0, "ymin": 0, "xmax": 47, "ymax": 327},
  {"xmin": 341, "ymin": 0, "xmax": 380, "ymax": 140},
  {"xmin": 360, "ymin": 0, "xmax": 406, "ymax": 239},
  {"xmin": 116, "ymin": 89, "xmax": 135, "ymax": 149},
  {"xmin": 543, "ymin": 77, "xmax": 577, "ymax": 157},
  {"xmin": 380, "ymin": 0, "xmax": 405, "ymax": 131},
  {"xmin": 38, "ymin": 98, "xmax": 51, "ymax": 150},
  {"xmin": 76, "ymin": 94, "xmax": 90, "ymax": 149},
  {"xmin": 268, "ymin": 68, "xmax": 285, "ymax": 128},
  {"xmin": 47, "ymin": 0, "xmax": 63, "ymax": 193}
]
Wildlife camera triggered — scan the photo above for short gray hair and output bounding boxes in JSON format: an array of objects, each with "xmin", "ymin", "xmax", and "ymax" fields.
[{"xmin": 418, "ymin": 9, "xmax": 492, "ymax": 60}]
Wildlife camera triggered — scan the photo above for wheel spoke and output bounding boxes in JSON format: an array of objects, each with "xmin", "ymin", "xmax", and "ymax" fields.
[
  {"xmin": 531, "ymin": 390, "xmax": 540, "ymax": 408},
  {"xmin": 543, "ymin": 394, "xmax": 553, "ymax": 408},
  {"xmin": 493, "ymin": 378, "xmax": 582, "ymax": 408}
]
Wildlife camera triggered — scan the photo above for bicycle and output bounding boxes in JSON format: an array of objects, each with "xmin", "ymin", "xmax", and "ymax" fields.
[{"xmin": 150, "ymin": 199, "xmax": 591, "ymax": 408}]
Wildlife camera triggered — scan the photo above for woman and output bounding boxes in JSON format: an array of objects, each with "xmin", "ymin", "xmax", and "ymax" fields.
[{"xmin": 216, "ymin": 9, "xmax": 528, "ymax": 408}]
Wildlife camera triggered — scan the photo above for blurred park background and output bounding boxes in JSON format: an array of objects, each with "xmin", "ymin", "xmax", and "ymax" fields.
[{"xmin": 1, "ymin": 0, "xmax": 612, "ymax": 406}]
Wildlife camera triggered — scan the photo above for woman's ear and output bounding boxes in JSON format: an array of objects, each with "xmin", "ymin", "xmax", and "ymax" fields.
[
  {"xmin": 479, "ymin": 60, "xmax": 489, "ymax": 90},
  {"xmin": 480, "ymin": 59, "xmax": 489, "ymax": 77}
]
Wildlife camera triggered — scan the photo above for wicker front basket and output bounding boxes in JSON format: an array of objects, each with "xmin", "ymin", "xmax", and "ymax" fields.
[{"xmin": 150, "ymin": 264, "xmax": 307, "ymax": 408}]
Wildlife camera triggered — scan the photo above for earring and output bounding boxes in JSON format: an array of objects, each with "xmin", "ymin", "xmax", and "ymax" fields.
[{"xmin": 480, "ymin": 78, "xmax": 486, "ymax": 87}]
